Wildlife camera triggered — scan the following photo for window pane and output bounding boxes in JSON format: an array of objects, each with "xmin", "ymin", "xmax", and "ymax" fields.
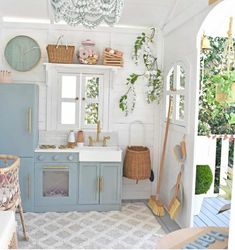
[
  {"xmin": 167, "ymin": 68, "xmax": 174, "ymax": 91},
  {"xmin": 61, "ymin": 76, "xmax": 76, "ymax": 98},
  {"xmin": 85, "ymin": 103, "xmax": 98, "ymax": 125},
  {"xmin": 176, "ymin": 95, "xmax": 185, "ymax": 120},
  {"xmin": 85, "ymin": 77, "xmax": 99, "ymax": 99},
  {"xmin": 179, "ymin": 66, "xmax": 186, "ymax": 89},
  {"xmin": 61, "ymin": 102, "xmax": 76, "ymax": 124}
]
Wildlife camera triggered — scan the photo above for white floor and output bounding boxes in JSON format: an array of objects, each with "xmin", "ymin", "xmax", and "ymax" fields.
[{"xmin": 17, "ymin": 203, "xmax": 165, "ymax": 249}]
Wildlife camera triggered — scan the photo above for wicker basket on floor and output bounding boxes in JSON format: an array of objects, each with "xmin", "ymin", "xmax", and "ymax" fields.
[{"xmin": 0, "ymin": 154, "xmax": 28, "ymax": 240}]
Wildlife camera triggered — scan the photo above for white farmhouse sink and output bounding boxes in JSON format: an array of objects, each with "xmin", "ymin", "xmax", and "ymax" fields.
[{"xmin": 79, "ymin": 146, "xmax": 122, "ymax": 162}]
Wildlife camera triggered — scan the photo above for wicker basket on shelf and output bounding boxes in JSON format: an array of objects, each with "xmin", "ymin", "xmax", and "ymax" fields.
[
  {"xmin": 123, "ymin": 121, "xmax": 151, "ymax": 182},
  {"xmin": 47, "ymin": 35, "xmax": 75, "ymax": 64}
]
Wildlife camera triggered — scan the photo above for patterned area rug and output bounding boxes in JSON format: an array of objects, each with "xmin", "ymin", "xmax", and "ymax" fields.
[{"xmin": 17, "ymin": 203, "xmax": 165, "ymax": 249}]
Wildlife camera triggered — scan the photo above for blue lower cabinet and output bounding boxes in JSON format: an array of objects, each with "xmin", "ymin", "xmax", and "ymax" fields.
[
  {"xmin": 19, "ymin": 158, "xmax": 34, "ymax": 212},
  {"xmin": 34, "ymin": 163, "xmax": 77, "ymax": 207},
  {"xmin": 79, "ymin": 163, "xmax": 99, "ymax": 204},
  {"xmin": 78, "ymin": 162, "xmax": 122, "ymax": 206},
  {"xmin": 100, "ymin": 163, "xmax": 121, "ymax": 205}
]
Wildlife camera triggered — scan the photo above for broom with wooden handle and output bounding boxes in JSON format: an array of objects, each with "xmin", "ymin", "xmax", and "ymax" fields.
[{"xmin": 147, "ymin": 98, "xmax": 172, "ymax": 217}]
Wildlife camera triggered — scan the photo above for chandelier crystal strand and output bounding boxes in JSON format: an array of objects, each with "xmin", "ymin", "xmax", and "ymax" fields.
[{"xmin": 51, "ymin": 0, "xmax": 124, "ymax": 28}]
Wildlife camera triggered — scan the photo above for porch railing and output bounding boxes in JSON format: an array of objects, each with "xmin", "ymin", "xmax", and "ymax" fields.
[{"xmin": 195, "ymin": 135, "xmax": 234, "ymax": 196}]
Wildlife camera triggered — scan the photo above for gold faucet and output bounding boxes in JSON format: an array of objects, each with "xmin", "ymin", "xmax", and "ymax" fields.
[
  {"xmin": 102, "ymin": 136, "xmax": 110, "ymax": 147},
  {"xmin": 88, "ymin": 136, "xmax": 94, "ymax": 146},
  {"xmin": 96, "ymin": 120, "xmax": 101, "ymax": 142}
]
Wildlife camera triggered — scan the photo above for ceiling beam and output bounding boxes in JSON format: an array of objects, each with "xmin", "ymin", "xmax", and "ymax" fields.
[
  {"xmin": 208, "ymin": 0, "xmax": 219, "ymax": 5},
  {"xmin": 160, "ymin": 0, "xmax": 180, "ymax": 30}
]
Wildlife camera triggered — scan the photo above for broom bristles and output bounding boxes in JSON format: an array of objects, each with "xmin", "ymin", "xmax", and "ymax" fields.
[
  {"xmin": 147, "ymin": 196, "xmax": 165, "ymax": 217},
  {"xmin": 168, "ymin": 198, "xmax": 181, "ymax": 219}
]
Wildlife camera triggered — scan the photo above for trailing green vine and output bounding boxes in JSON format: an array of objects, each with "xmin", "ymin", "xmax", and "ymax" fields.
[{"xmin": 119, "ymin": 28, "xmax": 163, "ymax": 116}]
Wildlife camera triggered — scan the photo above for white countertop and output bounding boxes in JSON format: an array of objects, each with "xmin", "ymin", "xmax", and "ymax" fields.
[
  {"xmin": 35, "ymin": 146, "xmax": 122, "ymax": 153},
  {"xmin": 35, "ymin": 146, "xmax": 123, "ymax": 162}
]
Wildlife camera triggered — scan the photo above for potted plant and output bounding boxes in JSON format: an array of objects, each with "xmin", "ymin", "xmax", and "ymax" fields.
[
  {"xmin": 213, "ymin": 70, "xmax": 235, "ymax": 104},
  {"xmin": 194, "ymin": 165, "xmax": 213, "ymax": 215}
]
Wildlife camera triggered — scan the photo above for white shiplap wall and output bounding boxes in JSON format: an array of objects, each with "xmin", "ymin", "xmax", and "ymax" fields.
[{"xmin": 0, "ymin": 22, "xmax": 163, "ymax": 199}]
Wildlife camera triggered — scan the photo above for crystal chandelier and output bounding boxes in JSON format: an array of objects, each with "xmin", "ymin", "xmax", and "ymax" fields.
[{"xmin": 50, "ymin": 0, "xmax": 124, "ymax": 29}]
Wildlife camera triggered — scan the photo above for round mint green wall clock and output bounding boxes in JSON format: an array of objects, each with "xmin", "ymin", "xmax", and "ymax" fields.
[{"xmin": 4, "ymin": 35, "xmax": 41, "ymax": 72}]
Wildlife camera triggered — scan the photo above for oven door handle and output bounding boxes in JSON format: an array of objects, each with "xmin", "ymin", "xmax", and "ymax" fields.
[{"xmin": 43, "ymin": 166, "xmax": 69, "ymax": 170}]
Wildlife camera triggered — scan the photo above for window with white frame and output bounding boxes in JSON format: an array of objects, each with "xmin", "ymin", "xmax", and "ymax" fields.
[
  {"xmin": 45, "ymin": 64, "xmax": 110, "ymax": 131},
  {"xmin": 57, "ymin": 73, "xmax": 104, "ymax": 130},
  {"xmin": 165, "ymin": 64, "xmax": 187, "ymax": 127}
]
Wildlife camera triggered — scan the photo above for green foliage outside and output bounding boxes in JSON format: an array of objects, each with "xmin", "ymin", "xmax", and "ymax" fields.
[
  {"xmin": 84, "ymin": 77, "xmax": 99, "ymax": 125},
  {"xmin": 198, "ymin": 37, "xmax": 235, "ymax": 135},
  {"xmin": 195, "ymin": 165, "xmax": 213, "ymax": 195},
  {"xmin": 220, "ymin": 167, "xmax": 233, "ymax": 200}
]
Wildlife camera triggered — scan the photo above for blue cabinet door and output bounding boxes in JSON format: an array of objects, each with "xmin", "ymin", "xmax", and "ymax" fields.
[
  {"xmin": 0, "ymin": 84, "xmax": 38, "ymax": 157},
  {"xmin": 79, "ymin": 163, "xmax": 99, "ymax": 205},
  {"xmin": 19, "ymin": 158, "xmax": 34, "ymax": 212},
  {"xmin": 35, "ymin": 163, "xmax": 77, "ymax": 207},
  {"xmin": 100, "ymin": 163, "xmax": 121, "ymax": 205}
]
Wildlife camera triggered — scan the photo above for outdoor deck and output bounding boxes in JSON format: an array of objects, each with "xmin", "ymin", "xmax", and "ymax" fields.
[{"xmin": 194, "ymin": 197, "xmax": 231, "ymax": 227}]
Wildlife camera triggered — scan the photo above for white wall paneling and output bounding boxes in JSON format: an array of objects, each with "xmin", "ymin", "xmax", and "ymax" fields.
[{"xmin": 0, "ymin": 22, "xmax": 163, "ymax": 200}]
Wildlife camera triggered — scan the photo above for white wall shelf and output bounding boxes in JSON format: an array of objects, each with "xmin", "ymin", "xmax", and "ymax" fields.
[{"xmin": 43, "ymin": 63, "xmax": 122, "ymax": 73}]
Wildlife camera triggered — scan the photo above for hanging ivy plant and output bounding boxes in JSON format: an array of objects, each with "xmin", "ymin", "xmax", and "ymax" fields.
[
  {"xmin": 119, "ymin": 28, "xmax": 163, "ymax": 116},
  {"xmin": 212, "ymin": 70, "xmax": 235, "ymax": 103}
]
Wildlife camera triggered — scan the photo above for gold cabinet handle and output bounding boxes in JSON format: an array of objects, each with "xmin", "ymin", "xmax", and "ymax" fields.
[
  {"xmin": 27, "ymin": 175, "xmax": 31, "ymax": 200},
  {"xmin": 27, "ymin": 107, "xmax": 32, "ymax": 134},
  {"xmin": 96, "ymin": 177, "xmax": 100, "ymax": 192},
  {"xmin": 99, "ymin": 176, "xmax": 104, "ymax": 192}
]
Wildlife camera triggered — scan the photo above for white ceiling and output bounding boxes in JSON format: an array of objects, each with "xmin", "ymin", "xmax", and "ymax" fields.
[
  {"xmin": 0, "ymin": 0, "xmax": 177, "ymax": 28},
  {"xmin": 1, "ymin": 0, "xmax": 232, "ymax": 35}
]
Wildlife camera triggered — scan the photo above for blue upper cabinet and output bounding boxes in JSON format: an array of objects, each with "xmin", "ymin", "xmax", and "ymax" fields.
[{"xmin": 0, "ymin": 84, "xmax": 38, "ymax": 157}]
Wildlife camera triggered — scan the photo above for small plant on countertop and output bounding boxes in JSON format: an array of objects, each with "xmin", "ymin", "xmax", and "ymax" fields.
[{"xmin": 119, "ymin": 28, "xmax": 163, "ymax": 116}]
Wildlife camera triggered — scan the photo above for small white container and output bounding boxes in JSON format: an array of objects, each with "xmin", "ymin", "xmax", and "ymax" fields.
[
  {"xmin": 68, "ymin": 130, "xmax": 76, "ymax": 148},
  {"xmin": 68, "ymin": 130, "xmax": 76, "ymax": 143}
]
